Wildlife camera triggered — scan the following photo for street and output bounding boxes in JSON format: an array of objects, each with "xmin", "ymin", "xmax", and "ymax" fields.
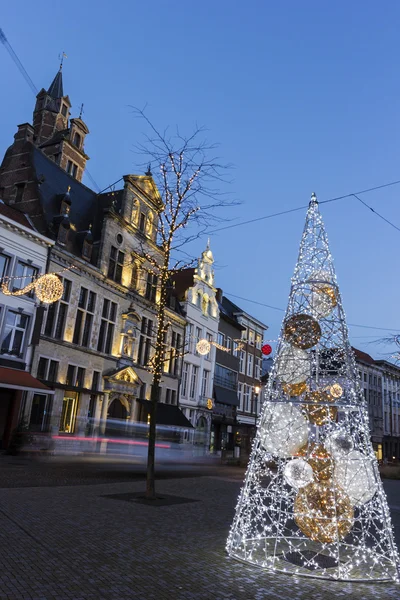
[{"xmin": 0, "ymin": 457, "xmax": 398, "ymax": 600}]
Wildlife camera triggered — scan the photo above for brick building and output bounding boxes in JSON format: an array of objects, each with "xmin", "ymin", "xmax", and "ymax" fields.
[{"xmin": 0, "ymin": 66, "xmax": 190, "ymax": 447}]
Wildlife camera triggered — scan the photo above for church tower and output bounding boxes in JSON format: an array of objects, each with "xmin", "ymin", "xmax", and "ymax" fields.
[{"xmin": 32, "ymin": 64, "xmax": 90, "ymax": 182}]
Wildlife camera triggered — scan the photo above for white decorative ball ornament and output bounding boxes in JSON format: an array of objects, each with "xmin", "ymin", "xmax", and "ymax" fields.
[
  {"xmin": 325, "ymin": 430, "xmax": 353, "ymax": 459},
  {"xmin": 284, "ymin": 458, "xmax": 314, "ymax": 489},
  {"xmin": 276, "ymin": 344, "xmax": 309, "ymax": 385},
  {"xmin": 307, "ymin": 269, "xmax": 333, "ymax": 290},
  {"xmin": 260, "ymin": 402, "xmax": 309, "ymax": 458},
  {"xmin": 309, "ymin": 290, "xmax": 335, "ymax": 319},
  {"xmin": 196, "ymin": 338, "xmax": 211, "ymax": 356},
  {"xmin": 334, "ymin": 450, "xmax": 378, "ymax": 506}
]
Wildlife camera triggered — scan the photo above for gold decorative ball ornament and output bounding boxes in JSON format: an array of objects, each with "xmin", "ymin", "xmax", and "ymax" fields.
[
  {"xmin": 34, "ymin": 274, "xmax": 64, "ymax": 304},
  {"xmin": 282, "ymin": 381, "xmax": 308, "ymax": 397},
  {"xmin": 294, "ymin": 482, "xmax": 354, "ymax": 543},
  {"xmin": 283, "ymin": 314, "xmax": 321, "ymax": 350},
  {"xmin": 329, "ymin": 383, "xmax": 343, "ymax": 399},
  {"xmin": 276, "ymin": 344, "xmax": 310, "ymax": 385},
  {"xmin": 304, "ymin": 442, "xmax": 334, "ymax": 481},
  {"xmin": 302, "ymin": 389, "xmax": 337, "ymax": 426},
  {"xmin": 196, "ymin": 338, "xmax": 211, "ymax": 356}
]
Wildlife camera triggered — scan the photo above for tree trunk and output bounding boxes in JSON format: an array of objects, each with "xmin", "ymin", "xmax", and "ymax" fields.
[{"xmin": 146, "ymin": 385, "xmax": 159, "ymax": 499}]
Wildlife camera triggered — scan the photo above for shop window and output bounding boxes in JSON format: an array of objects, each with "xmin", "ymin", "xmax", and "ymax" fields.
[{"xmin": 59, "ymin": 391, "xmax": 79, "ymax": 434}]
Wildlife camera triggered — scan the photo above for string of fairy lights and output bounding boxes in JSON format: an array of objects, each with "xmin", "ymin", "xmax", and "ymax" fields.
[
  {"xmin": 227, "ymin": 195, "xmax": 400, "ymax": 582},
  {"xmin": 0, "ymin": 266, "xmax": 75, "ymax": 304}
]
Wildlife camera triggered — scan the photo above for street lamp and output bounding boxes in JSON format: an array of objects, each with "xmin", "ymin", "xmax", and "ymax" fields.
[{"xmin": 253, "ymin": 386, "xmax": 261, "ymax": 431}]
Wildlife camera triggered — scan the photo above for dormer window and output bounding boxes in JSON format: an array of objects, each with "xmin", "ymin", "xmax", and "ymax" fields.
[
  {"xmin": 66, "ymin": 160, "xmax": 78, "ymax": 179},
  {"xmin": 61, "ymin": 104, "xmax": 68, "ymax": 117},
  {"xmin": 73, "ymin": 132, "xmax": 81, "ymax": 149}
]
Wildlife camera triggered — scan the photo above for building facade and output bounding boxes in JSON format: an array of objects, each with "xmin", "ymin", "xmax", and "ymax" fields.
[
  {"xmin": 221, "ymin": 297, "xmax": 268, "ymax": 455},
  {"xmin": 210, "ymin": 292, "xmax": 244, "ymax": 454},
  {"xmin": 0, "ymin": 67, "xmax": 190, "ymax": 448},
  {"xmin": 0, "ymin": 201, "xmax": 54, "ymax": 448},
  {"xmin": 172, "ymin": 243, "xmax": 219, "ymax": 448}
]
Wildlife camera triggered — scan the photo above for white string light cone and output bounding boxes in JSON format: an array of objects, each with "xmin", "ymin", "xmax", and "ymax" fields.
[{"xmin": 227, "ymin": 194, "xmax": 400, "ymax": 582}]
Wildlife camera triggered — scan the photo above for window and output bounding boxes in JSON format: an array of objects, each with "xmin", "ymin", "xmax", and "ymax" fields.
[
  {"xmin": 243, "ymin": 385, "xmax": 250, "ymax": 412},
  {"xmin": 364, "ymin": 373, "xmax": 367, "ymax": 382},
  {"xmin": 65, "ymin": 364, "xmax": 85, "ymax": 388},
  {"xmin": 61, "ymin": 103, "xmax": 68, "ymax": 117},
  {"xmin": 238, "ymin": 383, "xmax": 243, "ymax": 411},
  {"xmin": 248, "ymin": 329, "xmax": 255, "ymax": 345},
  {"xmin": 44, "ymin": 278, "xmax": 71, "ymax": 340},
  {"xmin": 241, "ymin": 327, "xmax": 247, "ymax": 340},
  {"xmin": 137, "ymin": 317, "xmax": 153, "ymax": 366},
  {"xmin": 14, "ymin": 182, "xmax": 25, "ymax": 203},
  {"xmin": 73, "ymin": 287, "xmax": 96, "ymax": 347},
  {"xmin": 255, "ymin": 357, "xmax": 262, "ymax": 380},
  {"xmin": 165, "ymin": 389, "xmax": 177, "ymax": 405},
  {"xmin": 233, "ymin": 341, "xmax": 239, "ymax": 358},
  {"xmin": 108, "ymin": 246, "xmax": 124, "ymax": 284},
  {"xmin": 73, "ymin": 132, "xmax": 81, "ymax": 148},
  {"xmin": 185, "ymin": 323, "xmax": 193, "ymax": 353},
  {"xmin": 66, "ymin": 160, "xmax": 78, "ymax": 178},
  {"xmin": 226, "ymin": 337, "xmax": 232, "ymax": 352},
  {"xmin": 13, "ymin": 261, "xmax": 38, "ymax": 298},
  {"xmin": 217, "ymin": 332, "xmax": 225, "ymax": 347},
  {"xmin": 97, "ymin": 299, "xmax": 117, "ymax": 354},
  {"xmin": 0, "ymin": 253, "xmax": 9, "ymax": 280},
  {"xmin": 255, "ymin": 333, "xmax": 262, "ymax": 350},
  {"xmin": 59, "ymin": 391, "xmax": 79, "ymax": 434},
  {"xmin": 247, "ymin": 353, "xmax": 254, "ymax": 377},
  {"xmin": 205, "ymin": 332, "xmax": 213, "ymax": 360},
  {"xmin": 145, "ymin": 272, "xmax": 158, "ymax": 302},
  {"xmin": 36, "ymin": 357, "xmax": 59, "ymax": 382},
  {"xmin": 189, "ymin": 365, "xmax": 198, "ymax": 399},
  {"xmin": 195, "ymin": 327, "xmax": 202, "ymax": 355},
  {"xmin": 181, "ymin": 362, "xmax": 189, "ymax": 397},
  {"xmin": 168, "ymin": 331, "xmax": 181, "ymax": 375},
  {"xmin": 29, "ymin": 394, "xmax": 48, "ymax": 432},
  {"xmin": 239, "ymin": 351, "xmax": 245, "ymax": 374},
  {"xmin": 214, "ymin": 364, "xmax": 237, "ymax": 390},
  {"xmin": 139, "ymin": 213, "xmax": 146, "ymax": 232},
  {"xmin": 92, "ymin": 370, "xmax": 101, "ymax": 391},
  {"xmin": 1, "ymin": 311, "xmax": 29, "ymax": 357},
  {"xmin": 201, "ymin": 370, "xmax": 210, "ymax": 398}
]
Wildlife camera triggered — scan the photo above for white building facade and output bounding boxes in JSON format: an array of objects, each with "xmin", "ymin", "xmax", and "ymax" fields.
[{"xmin": 173, "ymin": 243, "xmax": 219, "ymax": 447}]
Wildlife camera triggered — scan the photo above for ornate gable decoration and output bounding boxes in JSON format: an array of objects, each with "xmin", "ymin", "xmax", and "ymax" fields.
[{"xmin": 104, "ymin": 366, "xmax": 142, "ymax": 392}]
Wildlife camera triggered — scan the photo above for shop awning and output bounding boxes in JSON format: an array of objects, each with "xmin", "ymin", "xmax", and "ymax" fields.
[
  {"xmin": 214, "ymin": 385, "xmax": 239, "ymax": 407},
  {"xmin": 137, "ymin": 399, "xmax": 193, "ymax": 428},
  {"xmin": 0, "ymin": 367, "xmax": 54, "ymax": 394}
]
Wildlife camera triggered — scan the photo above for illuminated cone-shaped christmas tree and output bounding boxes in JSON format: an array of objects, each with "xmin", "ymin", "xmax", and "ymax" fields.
[{"xmin": 227, "ymin": 194, "xmax": 400, "ymax": 581}]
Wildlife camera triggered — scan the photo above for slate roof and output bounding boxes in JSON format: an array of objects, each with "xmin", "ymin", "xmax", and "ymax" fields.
[
  {"xmin": 0, "ymin": 201, "xmax": 36, "ymax": 231},
  {"xmin": 352, "ymin": 347, "xmax": 376, "ymax": 365},
  {"xmin": 47, "ymin": 70, "xmax": 64, "ymax": 99}
]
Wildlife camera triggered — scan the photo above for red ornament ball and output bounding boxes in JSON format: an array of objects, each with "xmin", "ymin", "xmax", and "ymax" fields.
[{"xmin": 262, "ymin": 344, "xmax": 272, "ymax": 356}]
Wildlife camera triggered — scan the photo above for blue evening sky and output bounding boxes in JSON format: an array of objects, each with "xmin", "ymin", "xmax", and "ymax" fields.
[{"xmin": 1, "ymin": 1, "xmax": 400, "ymax": 357}]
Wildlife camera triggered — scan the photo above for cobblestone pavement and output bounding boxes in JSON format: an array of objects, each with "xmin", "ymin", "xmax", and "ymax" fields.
[{"xmin": 0, "ymin": 459, "xmax": 399, "ymax": 600}]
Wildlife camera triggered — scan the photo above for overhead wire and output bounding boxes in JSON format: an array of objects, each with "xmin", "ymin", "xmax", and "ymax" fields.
[{"xmin": 224, "ymin": 291, "xmax": 400, "ymax": 333}]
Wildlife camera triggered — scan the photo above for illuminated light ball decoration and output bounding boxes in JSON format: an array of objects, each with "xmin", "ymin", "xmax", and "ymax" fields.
[
  {"xmin": 260, "ymin": 402, "xmax": 309, "ymax": 458},
  {"xmin": 262, "ymin": 343, "xmax": 272, "ymax": 356},
  {"xmin": 294, "ymin": 482, "xmax": 354, "ymax": 544},
  {"xmin": 276, "ymin": 344, "xmax": 310, "ymax": 386},
  {"xmin": 34, "ymin": 274, "xmax": 64, "ymax": 304},
  {"xmin": 325, "ymin": 430, "xmax": 353, "ymax": 459},
  {"xmin": 282, "ymin": 381, "xmax": 307, "ymax": 397},
  {"xmin": 302, "ymin": 389, "xmax": 337, "ymax": 426},
  {"xmin": 284, "ymin": 458, "xmax": 314, "ymax": 489},
  {"xmin": 303, "ymin": 443, "xmax": 334, "ymax": 482},
  {"xmin": 334, "ymin": 450, "xmax": 378, "ymax": 506},
  {"xmin": 227, "ymin": 196, "xmax": 400, "ymax": 582},
  {"xmin": 196, "ymin": 338, "xmax": 211, "ymax": 356},
  {"xmin": 283, "ymin": 313, "xmax": 321, "ymax": 350}
]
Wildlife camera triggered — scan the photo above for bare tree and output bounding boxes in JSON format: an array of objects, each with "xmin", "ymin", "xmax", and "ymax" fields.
[{"xmin": 132, "ymin": 108, "xmax": 236, "ymax": 499}]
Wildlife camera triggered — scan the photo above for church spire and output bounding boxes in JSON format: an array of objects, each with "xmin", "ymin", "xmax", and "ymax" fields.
[{"xmin": 47, "ymin": 68, "xmax": 64, "ymax": 99}]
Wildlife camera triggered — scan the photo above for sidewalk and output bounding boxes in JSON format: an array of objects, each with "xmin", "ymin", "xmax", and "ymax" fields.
[{"xmin": 0, "ymin": 467, "xmax": 398, "ymax": 599}]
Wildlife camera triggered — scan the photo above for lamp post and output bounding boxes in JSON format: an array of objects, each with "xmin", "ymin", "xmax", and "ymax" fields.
[{"xmin": 253, "ymin": 385, "xmax": 260, "ymax": 435}]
